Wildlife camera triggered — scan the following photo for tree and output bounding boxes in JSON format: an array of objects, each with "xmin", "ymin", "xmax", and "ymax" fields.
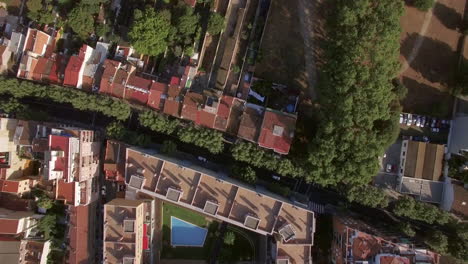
[
  {"xmin": 26, "ymin": 0, "xmax": 55, "ymax": 25},
  {"xmin": 38, "ymin": 214, "xmax": 57, "ymax": 239},
  {"xmin": 139, "ymin": 110, "xmax": 180, "ymax": 135},
  {"xmin": 161, "ymin": 140, "xmax": 177, "ymax": 155},
  {"xmin": 393, "ymin": 196, "xmax": 450, "ymax": 225},
  {"xmin": 426, "ymin": 230, "xmax": 449, "ymax": 254},
  {"xmin": 230, "ymin": 164, "xmax": 257, "ymax": 184},
  {"xmin": 344, "ymin": 185, "xmax": 389, "ymax": 208},
  {"xmin": 399, "ymin": 222, "xmax": 416, "ymax": 237},
  {"xmin": 129, "ymin": 9, "xmax": 172, "ymax": 56},
  {"xmin": 207, "ymin": 12, "xmax": 225, "ymax": 35},
  {"xmin": 67, "ymin": 2, "xmax": 99, "ymax": 39},
  {"xmin": 169, "ymin": 4, "xmax": 200, "ymax": 50},
  {"xmin": 37, "ymin": 196, "xmax": 54, "ymax": 209},
  {"xmin": 106, "ymin": 122, "xmax": 126, "ymax": 140},
  {"xmin": 306, "ymin": 0, "xmax": 404, "ymax": 186},
  {"xmin": 267, "ymin": 182, "xmax": 291, "ymax": 197},
  {"xmin": 224, "ymin": 231, "xmax": 235, "ymax": 245},
  {"xmin": 177, "ymin": 126, "xmax": 224, "ymax": 154},
  {"xmin": 414, "ymin": 0, "xmax": 435, "ymax": 11}
]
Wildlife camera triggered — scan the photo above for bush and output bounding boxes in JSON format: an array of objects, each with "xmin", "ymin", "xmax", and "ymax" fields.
[
  {"xmin": 161, "ymin": 140, "xmax": 177, "ymax": 155},
  {"xmin": 393, "ymin": 196, "xmax": 450, "ymax": 225},
  {"xmin": 345, "ymin": 185, "xmax": 389, "ymax": 208},
  {"xmin": 399, "ymin": 222, "xmax": 416, "ymax": 237},
  {"xmin": 224, "ymin": 231, "xmax": 235, "ymax": 245},
  {"xmin": 230, "ymin": 164, "xmax": 257, "ymax": 184},
  {"xmin": 425, "ymin": 230, "xmax": 449, "ymax": 254},
  {"xmin": 414, "ymin": 0, "xmax": 435, "ymax": 11}
]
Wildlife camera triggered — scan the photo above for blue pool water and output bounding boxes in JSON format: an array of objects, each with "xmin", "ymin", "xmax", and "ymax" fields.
[{"xmin": 171, "ymin": 216, "xmax": 208, "ymax": 247}]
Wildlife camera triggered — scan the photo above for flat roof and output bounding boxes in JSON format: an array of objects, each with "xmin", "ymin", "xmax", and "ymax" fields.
[
  {"xmin": 276, "ymin": 244, "xmax": 311, "ymax": 264},
  {"xmin": 229, "ymin": 187, "xmax": 282, "ymax": 233},
  {"xmin": 276, "ymin": 203, "xmax": 313, "ymax": 244},
  {"xmin": 400, "ymin": 177, "xmax": 444, "ymax": 204},
  {"xmin": 156, "ymin": 162, "xmax": 201, "ymax": 204},
  {"xmin": 104, "ymin": 242, "xmax": 135, "ymax": 264},
  {"xmin": 192, "ymin": 175, "xmax": 238, "ymax": 218},
  {"xmin": 404, "ymin": 141, "xmax": 444, "ymax": 181},
  {"xmin": 127, "ymin": 149, "xmax": 163, "ymax": 192},
  {"xmin": 104, "ymin": 205, "xmax": 137, "ymax": 243}
]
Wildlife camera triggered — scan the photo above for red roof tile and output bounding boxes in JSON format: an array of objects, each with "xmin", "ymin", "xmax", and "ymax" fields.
[
  {"xmin": 217, "ymin": 96, "xmax": 234, "ymax": 118},
  {"xmin": 124, "ymin": 88, "xmax": 149, "ymax": 105},
  {"xmin": 237, "ymin": 105, "xmax": 263, "ymax": 142},
  {"xmin": 147, "ymin": 82, "xmax": 168, "ymax": 110},
  {"xmin": 56, "ymin": 179, "xmax": 75, "ymax": 205},
  {"xmin": 181, "ymin": 92, "xmax": 204, "ymax": 122},
  {"xmin": 197, "ymin": 111, "xmax": 216, "ymax": 128},
  {"xmin": 0, "ymin": 179, "xmax": 19, "ymax": 193},
  {"xmin": 258, "ymin": 110, "xmax": 297, "ymax": 155},
  {"xmin": 163, "ymin": 100, "xmax": 181, "ymax": 118},
  {"xmin": 126, "ymin": 75, "xmax": 151, "ymax": 90},
  {"xmin": 49, "ymin": 54, "xmax": 66, "ymax": 84},
  {"xmin": 63, "ymin": 56, "xmax": 83, "ymax": 87},
  {"xmin": 68, "ymin": 205, "xmax": 91, "ymax": 264},
  {"xmin": 170, "ymin": 76, "xmax": 180, "ymax": 85},
  {"xmin": 0, "ymin": 219, "xmax": 19, "ymax": 234},
  {"xmin": 50, "ymin": 134, "xmax": 70, "ymax": 180}
]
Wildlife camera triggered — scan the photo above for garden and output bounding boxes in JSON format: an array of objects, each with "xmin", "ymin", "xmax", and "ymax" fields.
[{"xmin": 161, "ymin": 202, "xmax": 219, "ymax": 260}]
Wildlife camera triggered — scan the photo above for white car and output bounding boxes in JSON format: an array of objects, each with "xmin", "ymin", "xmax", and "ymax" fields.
[{"xmin": 399, "ymin": 114, "xmax": 404, "ymax": 124}]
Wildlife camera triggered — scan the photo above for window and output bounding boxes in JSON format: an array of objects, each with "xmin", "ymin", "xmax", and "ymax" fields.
[{"xmin": 402, "ymin": 151, "xmax": 406, "ymax": 156}]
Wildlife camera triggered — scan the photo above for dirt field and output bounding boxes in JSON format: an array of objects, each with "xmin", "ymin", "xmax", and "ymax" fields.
[
  {"xmin": 254, "ymin": 0, "xmax": 308, "ymax": 96},
  {"xmin": 399, "ymin": 0, "xmax": 466, "ymax": 118}
]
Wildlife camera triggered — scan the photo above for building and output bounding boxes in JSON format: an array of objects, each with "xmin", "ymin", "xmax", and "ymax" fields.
[
  {"xmin": 237, "ymin": 103, "xmax": 263, "ymax": 143},
  {"xmin": 0, "ymin": 178, "xmax": 38, "ymax": 196},
  {"xmin": 332, "ymin": 215, "xmax": 439, "ymax": 264},
  {"xmin": 258, "ymin": 109, "xmax": 297, "ymax": 155},
  {"xmin": 397, "ymin": 140, "xmax": 446, "ymax": 203},
  {"xmin": 68, "ymin": 204, "xmax": 96, "ymax": 264},
  {"xmin": 163, "ymin": 83, "xmax": 183, "ymax": 118},
  {"xmin": 124, "ymin": 146, "xmax": 315, "ymax": 263},
  {"xmin": 181, "ymin": 91, "xmax": 204, "ymax": 123},
  {"xmin": 0, "ymin": 240, "xmax": 21, "ymax": 263},
  {"xmin": 45, "ymin": 128, "xmax": 101, "ymax": 206},
  {"xmin": 147, "ymin": 81, "xmax": 168, "ymax": 110},
  {"xmin": 0, "ymin": 207, "xmax": 38, "ymax": 236},
  {"xmin": 19, "ymin": 239, "xmax": 51, "ymax": 264},
  {"xmin": 104, "ymin": 140, "xmax": 128, "ymax": 183},
  {"xmin": 103, "ymin": 199, "xmax": 151, "ymax": 264},
  {"xmin": 17, "ymin": 27, "xmax": 60, "ymax": 82},
  {"xmin": 124, "ymin": 73, "xmax": 152, "ymax": 105}
]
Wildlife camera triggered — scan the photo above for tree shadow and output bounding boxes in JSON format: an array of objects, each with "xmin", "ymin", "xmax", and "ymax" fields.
[
  {"xmin": 400, "ymin": 76, "xmax": 454, "ymax": 118},
  {"xmin": 433, "ymin": 2, "xmax": 463, "ymax": 31},
  {"xmin": 400, "ymin": 33, "xmax": 457, "ymax": 86}
]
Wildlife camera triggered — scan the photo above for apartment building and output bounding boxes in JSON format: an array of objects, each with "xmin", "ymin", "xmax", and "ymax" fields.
[
  {"xmin": 124, "ymin": 146, "xmax": 315, "ymax": 263},
  {"xmin": 331, "ymin": 215, "xmax": 439, "ymax": 264},
  {"xmin": 103, "ymin": 199, "xmax": 151, "ymax": 264}
]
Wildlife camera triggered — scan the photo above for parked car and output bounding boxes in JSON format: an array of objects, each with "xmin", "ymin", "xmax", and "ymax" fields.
[
  {"xmin": 419, "ymin": 116, "xmax": 426, "ymax": 127},
  {"xmin": 386, "ymin": 164, "xmax": 395, "ymax": 173},
  {"xmin": 431, "ymin": 127, "xmax": 440, "ymax": 133},
  {"xmin": 399, "ymin": 114, "xmax": 404, "ymax": 124},
  {"xmin": 272, "ymin": 175, "xmax": 281, "ymax": 181},
  {"xmin": 407, "ymin": 114, "xmax": 413, "ymax": 126}
]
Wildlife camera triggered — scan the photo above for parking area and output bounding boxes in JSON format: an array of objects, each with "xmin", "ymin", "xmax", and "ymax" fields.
[
  {"xmin": 399, "ymin": 113, "xmax": 450, "ymax": 144},
  {"xmin": 374, "ymin": 140, "xmax": 402, "ymax": 189}
]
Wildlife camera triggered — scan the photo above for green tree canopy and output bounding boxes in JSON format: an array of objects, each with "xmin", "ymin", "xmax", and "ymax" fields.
[
  {"xmin": 345, "ymin": 185, "xmax": 389, "ymax": 208},
  {"xmin": 425, "ymin": 230, "xmax": 449, "ymax": 254},
  {"xmin": 161, "ymin": 140, "xmax": 177, "ymax": 155},
  {"xmin": 414, "ymin": 0, "xmax": 435, "ymax": 11},
  {"xmin": 224, "ymin": 231, "xmax": 235, "ymax": 245},
  {"xmin": 207, "ymin": 12, "xmax": 225, "ymax": 35},
  {"xmin": 230, "ymin": 164, "xmax": 257, "ymax": 184},
  {"xmin": 393, "ymin": 196, "xmax": 450, "ymax": 225},
  {"xmin": 67, "ymin": 2, "xmax": 100, "ymax": 39},
  {"xmin": 306, "ymin": 0, "xmax": 404, "ymax": 186},
  {"xmin": 129, "ymin": 9, "xmax": 172, "ymax": 56}
]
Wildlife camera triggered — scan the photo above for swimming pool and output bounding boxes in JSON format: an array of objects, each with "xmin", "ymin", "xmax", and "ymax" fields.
[{"xmin": 171, "ymin": 216, "xmax": 208, "ymax": 247}]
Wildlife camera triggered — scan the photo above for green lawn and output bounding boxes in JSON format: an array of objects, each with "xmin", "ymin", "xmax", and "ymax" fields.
[
  {"xmin": 161, "ymin": 202, "xmax": 219, "ymax": 260},
  {"xmin": 219, "ymin": 226, "xmax": 257, "ymax": 262}
]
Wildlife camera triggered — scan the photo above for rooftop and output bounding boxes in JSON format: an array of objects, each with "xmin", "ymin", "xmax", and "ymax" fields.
[
  {"xmin": 403, "ymin": 140, "xmax": 444, "ymax": 181},
  {"xmin": 258, "ymin": 109, "xmax": 297, "ymax": 154},
  {"xmin": 237, "ymin": 104, "xmax": 263, "ymax": 142}
]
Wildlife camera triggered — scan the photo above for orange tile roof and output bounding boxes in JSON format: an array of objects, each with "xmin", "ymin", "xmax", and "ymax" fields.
[
  {"xmin": 0, "ymin": 180, "xmax": 19, "ymax": 193},
  {"xmin": 0, "ymin": 219, "xmax": 19, "ymax": 234},
  {"xmin": 56, "ymin": 179, "xmax": 75, "ymax": 205}
]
